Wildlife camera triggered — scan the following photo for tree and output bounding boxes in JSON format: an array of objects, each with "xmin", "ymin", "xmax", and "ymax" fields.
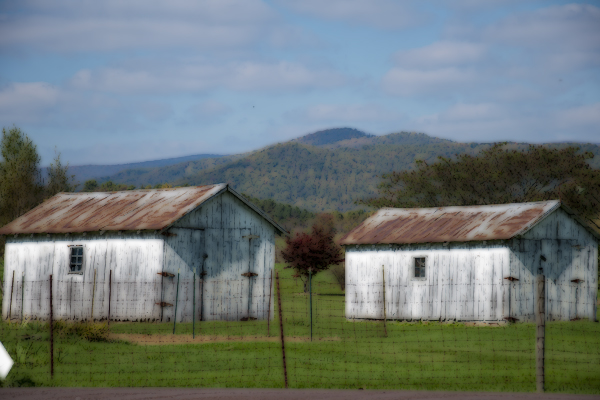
[
  {"xmin": 46, "ymin": 151, "xmax": 76, "ymax": 197},
  {"xmin": 82, "ymin": 179, "xmax": 99, "ymax": 192},
  {"xmin": 360, "ymin": 143, "xmax": 600, "ymax": 227},
  {"xmin": 281, "ymin": 219, "xmax": 344, "ymax": 292},
  {"xmin": 0, "ymin": 126, "xmax": 44, "ymax": 227}
]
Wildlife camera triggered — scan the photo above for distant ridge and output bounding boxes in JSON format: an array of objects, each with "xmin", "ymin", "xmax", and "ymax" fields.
[
  {"xmin": 66, "ymin": 153, "xmax": 225, "ymax": 185},
  {"xmin": 295, "ymin": 127, "xmax": 374, "ymax": 146}
]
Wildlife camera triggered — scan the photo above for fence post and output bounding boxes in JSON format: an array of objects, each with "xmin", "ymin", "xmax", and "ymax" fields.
[
  {"xmin": 382, "ymin": 265, "xmax": 388, "ymax": 337},
  {"xmin": 21, "ymin": 273, "xmax": 25, "ymax": 323},
  {"xmin": 309, "ymin": 269, "xmax": 313, "ymax": 342},
  {"xmin": 108, "ymin": 270, "xmax": 112, "ymax": 327},
  {"xmin": 8, "ymin": 271, "xmax": 14, "ymax": 321},
  {"xmin": 193, "ymin": 273, "xmax": 196, "ymax": 339},
  {"xmin": 90, "ymin": 269, "xmax": 97, "ymax": 321},
  {"xmin": 536, "ymin": 268, "xmax": 545, "ymax": 393},
  {"xmin": 173, "ymin": 272, "xmax": 180, "ymax": 335},
  {"xmin": 276, "ymin": 271, "xmax": 288, "ymax": 388},
  {"xmin": 49, "ymin": 274, "xmax": 54, "ymax": 379},
  {"xmin": 267, "ymin": 269, "xmax": 272, "ymax": 336}
]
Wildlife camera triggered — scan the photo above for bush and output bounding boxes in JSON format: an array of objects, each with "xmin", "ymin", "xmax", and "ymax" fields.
[{"xmin": 54, "ymin": 321, "xmax": 110, "ymax": 342}]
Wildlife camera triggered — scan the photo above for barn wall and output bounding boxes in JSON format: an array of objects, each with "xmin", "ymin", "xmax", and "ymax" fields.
[
  {"xmin": 345, "ymin": 242, "xmax": 510, "ymax": 321},
  {"xmin": 510, "ymin": 208, "xmax": 598, "ymax": 321},
  {"xmin": 169, "ymin": 190, "xmax": 276, "ymax": 322},
  {"xmin": 2, "ymin": 233, "xmax": 164, "ymax": 321}
]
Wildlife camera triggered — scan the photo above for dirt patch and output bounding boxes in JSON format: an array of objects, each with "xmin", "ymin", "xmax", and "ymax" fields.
[{"xmin": 109, "ymin": 333, "xmax": 340, "ymax": 345}]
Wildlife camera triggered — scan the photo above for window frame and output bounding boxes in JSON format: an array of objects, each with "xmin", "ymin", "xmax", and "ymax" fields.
[
  {"xmin": 68, "ymin": 245, "xmax": 85, "ymax": 275},
  {"xmin": 412, "ymin": 256, "xmax": 427, "ymax": 281}
]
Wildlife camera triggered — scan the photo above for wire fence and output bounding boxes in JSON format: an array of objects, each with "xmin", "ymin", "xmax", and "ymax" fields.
[{"xmin": 1, "ymin": 270, "xmax": 599, "ymax": 393}]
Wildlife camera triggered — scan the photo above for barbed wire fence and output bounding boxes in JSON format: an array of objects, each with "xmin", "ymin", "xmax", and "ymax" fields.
[{"xmin": 1, "ymin": 270, "xmax": 599, "ymax": 392}]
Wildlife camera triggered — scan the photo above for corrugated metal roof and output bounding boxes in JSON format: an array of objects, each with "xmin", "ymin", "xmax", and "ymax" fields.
[
  {"xmin": 0, "ymin": 184, "xmax": 286, "ymax": 235},
  {"xmin": 340, "ymin": 200, "xmax": 574, "ymax": 245}
]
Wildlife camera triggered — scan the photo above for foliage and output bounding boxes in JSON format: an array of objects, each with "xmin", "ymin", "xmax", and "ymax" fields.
[
  {"xmin": 329, "ymin": 263, "xmax": 345, "ymax": 291},
  {"xmin": 53, "ymin": 321, "xmax": 111, "ymax": 342},
  {"xmin": 0, "ymin": 126, "xmax": 44, "ymax": 227},
  {"xmin": 281, "ymin": 220, "xmax": 344, "ymax": 292},
  {"xmin": 81, "ymin": 179, "xmax": 136, "ymax": 192},
  {"xmin": 81, "ymin": 130, "xmax": 600, "ymax": 213},
  {"xmin": 360, "ymin": 143, "xmax": 600, "ymax": 225},
  {"xmin": 45, "ymin": 151, "xmax": 76, "ymax": 197}
]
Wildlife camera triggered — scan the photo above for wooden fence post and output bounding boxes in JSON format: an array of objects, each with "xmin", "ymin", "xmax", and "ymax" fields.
[
  {"xmin": 536, "ymin": 268, "xmax": 545, "ymax": 393},
  {"xmin": 276, "ymin": 271, "xmax": 288, "ymax": 388},
  {"xmin": 49, "ymin": 274, "xmax": 54, "ymax": 379}
]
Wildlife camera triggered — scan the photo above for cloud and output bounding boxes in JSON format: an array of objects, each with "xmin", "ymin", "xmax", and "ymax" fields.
[
  {"xmin": 69, "ymin": 61, "xmax": 346, "ymax": 95},
  {"xmin": 393, "ymin": 41, "xmax": 486, "ymax": 68},
  {"xmin": 289, "ymin": 103, "xmax": 401, "ymax": 123},
  {"xmin": 412, "ymin": 102, "xmax": 600, "ymax": 144},
  {"xmin": 382, "ymin": 67, "xmax": 479, "ymax": 96},
  {"xmin": 275, "ymin": 0, "xmax": 424, "ymax": 30},
  {"xmin": 0, "ymin": 0, "xmax": 280, "ymax": 52},
  {"xmin": 0, "ymin": 82, "xmax": 61, "ymax": 123}
]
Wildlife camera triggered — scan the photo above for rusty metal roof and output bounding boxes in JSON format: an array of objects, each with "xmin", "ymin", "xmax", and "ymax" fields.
[
  {"xmin": 340, "ymin": 200, "xmax": 599, "ymax": 245},
  {"xmin": 0, "ymin": 183, "xmax": 286, "ymax": 235}
]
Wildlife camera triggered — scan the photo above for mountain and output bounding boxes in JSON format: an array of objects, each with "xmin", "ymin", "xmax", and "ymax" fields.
[
  {"xmin": 73, "ymin": 128, "xmax": 600, "ymax": 212},
  {"xmin": 64, "ymin": 153, "xmax": 226, "ymax": 185}
]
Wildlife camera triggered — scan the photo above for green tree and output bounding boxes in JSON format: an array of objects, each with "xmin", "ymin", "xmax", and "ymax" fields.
[
  {"xmin": 82, "ymin": 179, "xmax": 99, "ymax": 192},
  {"xmin": 360, "ymin": 143, "xmax": 600, "ymax": 226},
  {"xmin": 0, "ymin": 126, "xmax": 44, "ymax": 227},
  {"xmin": 46, "ymin": 151, "xmax": 76, "ymax": 197}
]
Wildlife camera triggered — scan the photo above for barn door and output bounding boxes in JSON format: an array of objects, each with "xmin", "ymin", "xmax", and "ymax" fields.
[{"xmin": 159, "ymin": 228, "xmax": 205, "ymax": 323}]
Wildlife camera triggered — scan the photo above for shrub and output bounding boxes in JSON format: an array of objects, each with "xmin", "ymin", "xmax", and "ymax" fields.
[{"xmin": 329, "ymin": 263, "xmax": 345, "ymax": 291}]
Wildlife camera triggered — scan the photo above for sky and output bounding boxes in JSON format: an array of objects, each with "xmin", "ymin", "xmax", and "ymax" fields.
[{"xmin": 0, "ymin": 0, "xmax": 599, "ymax": 166}]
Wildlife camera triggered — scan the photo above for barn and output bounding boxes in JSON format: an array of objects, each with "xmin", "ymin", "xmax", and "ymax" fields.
[
  {"xmin": 1, "ymin": 184, "xmax": 286, "ymax": 322},
  {"xmin": 340, "ymin": 201, "xmax": 599, "ymax": 322}
]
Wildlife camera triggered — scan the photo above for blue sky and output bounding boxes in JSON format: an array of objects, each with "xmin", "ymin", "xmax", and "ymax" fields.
[{"xmin": 1, "ymin": 0, "xmax": 599, "ymax": 165}]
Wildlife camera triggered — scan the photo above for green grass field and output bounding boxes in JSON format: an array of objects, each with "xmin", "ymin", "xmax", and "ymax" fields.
[{"xmin": 1, "ymin": 263, "xmax": 599, "ymax": 393}]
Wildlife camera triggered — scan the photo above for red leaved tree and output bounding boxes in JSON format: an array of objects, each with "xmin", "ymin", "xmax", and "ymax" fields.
[{"xmin": 281, "ymin": 218, "xmax": 344, "ymax": 292}]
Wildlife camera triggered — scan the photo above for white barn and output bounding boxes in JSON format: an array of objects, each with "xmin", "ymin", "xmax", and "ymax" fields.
[
  {"xmin": 340, "ymin": 201, "xmax": 599, "ymax": 322},
  {"xmin": 1, "ymin": 184, "xmax": 286, "ymax": 322}
]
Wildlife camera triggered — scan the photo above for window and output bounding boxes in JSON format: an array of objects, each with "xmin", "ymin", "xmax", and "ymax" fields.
[
  {"xmin": 414, "ymin": 257, "xmax": 426, "ymax": 278},
  {"xmin": 69, "ymin": 246, "xmax": 84, "ymax": 273}
]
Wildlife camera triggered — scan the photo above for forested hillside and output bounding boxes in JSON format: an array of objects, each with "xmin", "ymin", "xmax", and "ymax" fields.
[{"xmin": 80, "ymin": 129, "xmax": 600, "ymax": 212}]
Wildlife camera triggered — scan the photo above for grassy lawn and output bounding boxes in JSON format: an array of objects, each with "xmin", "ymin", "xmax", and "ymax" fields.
[{"xmin": 0, "ymin": 263, "xmax": 599, "ymax": 393}]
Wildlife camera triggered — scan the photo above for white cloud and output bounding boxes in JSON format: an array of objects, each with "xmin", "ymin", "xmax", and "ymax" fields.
[
  {"xmin": 0, "ymin": 82, "xmax": 61, "ymax": 123},
  {"xmin": 0, "ymin": 0, "xmax": 280, "ymax": 52},
  {"xmin": 393, "ymin": 41, "xmax": 486, "ymax": 68},
  {"xmin": 69, "ymin": 61, "xmax": 345, "ymax": 95},
  {"xmin": 382, "ymin": 67, "xmax": 478, "ymax": 96},
  {"xmin": 275, "ymin": 0, "xmax": 423, "ymax": 30},
  {"xmin": 290, "ymin": 103, "xmax": 401, "ymax": 123}
]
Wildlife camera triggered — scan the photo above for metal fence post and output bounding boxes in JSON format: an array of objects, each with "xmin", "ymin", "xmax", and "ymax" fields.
[
  {"xmin": 276, "ymin": 271, "xmax": 288, "ymax": 388},
  {"xmin": 49, "ymin": 274, "xmax": 54, "ymax": 379},
  {"xmin": 309, "ymin": 269, "xmax": 313, "ymax": 342},
  {"xmin": 108, "ymin": 270, "xmax": 112, "ymax": 327},
  {"xmin": 173, "ymin": 272, "xmax": 180, "ymax": 335},
  {"xmin": 536, "ymin": 268, "xmax": 545, "ymax": 393},
  {"xmin": 193, "ymin": 273, "xmax": 196, "ymax": 339},
  {"xmin": 267, "ymin": 269, "xmax": 273, "ymax": 336},
  {"xmin": 382, "ymin": 265, "xmax": 388, "ymax": 337},
  {"xmin": 8, "ymin": 271, "xmax": 14, "ymax": 321}
]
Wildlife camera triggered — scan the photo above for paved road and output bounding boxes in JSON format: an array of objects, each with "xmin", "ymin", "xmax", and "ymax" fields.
[{"xmin": 1, "ymin": 388, "xmax": 599, "ymax": 400}]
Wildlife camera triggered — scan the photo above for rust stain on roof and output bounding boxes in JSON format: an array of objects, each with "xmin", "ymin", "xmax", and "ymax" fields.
[
  {"xmin": 0, "ymin": 184, "xmax": 226, "ymax": 234},
  {"xmin": 340, "ymin": 201, "xmax": 563, "ymax": 245}
]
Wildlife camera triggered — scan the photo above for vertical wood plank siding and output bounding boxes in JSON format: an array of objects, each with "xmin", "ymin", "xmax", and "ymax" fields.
[
  {"xmin": 2, "ymin": 190, "xmax": 277, "ymax": 322},
  {"xmin": 346, "ymin": 208, "xmax": 597, "ymax": 322}
]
